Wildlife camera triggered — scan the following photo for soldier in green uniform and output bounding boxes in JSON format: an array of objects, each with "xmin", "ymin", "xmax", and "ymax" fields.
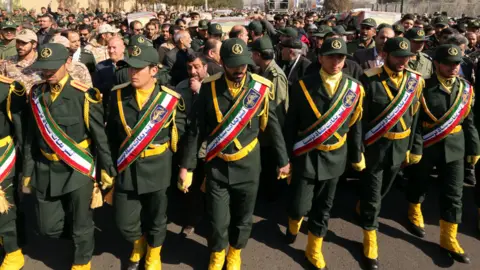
[
  {"xmin": 25, "ymin": 9, "xmax": 37, "ymax": 23},
  {"xmin": 406, "ymin": 27, "xmax": 433, "ymax": 79},
  {"xmin": 284, "ymin": 38, "xmax": 365, "ymax": 270},
  {"xmin": 425, "ymin": 16, "xmax": 449, "ymax": 51},
  {"xmin": 347, "ymin": 18, "xmax": 376, "ymax": 55},
  {"xmin": 22, "ymin": 43, "xmax": 116, "ymax": 270},
  {"xmin": 0, "ymin": 76, "xmax": 27, "ymax": 269},
  {"xmin": 0, "ymin": 21, "xmax": 18, "ymax": 60},
  {"xmin": 251, "ymin": 37, "xmax": 289, "ymax": 201},
  {"xmin": 191, "ymin": 19, "xmax": 209, "ymax": 52},
  {"xmin": 179, "ymin": 38, "xmax": 290, "ymax": 270},
  {"xmin": 405, "ymin": 44, "xmax": 479, "ymax": 264},
  {"xmin": 358, "ymin": 37, "xmax": 424, "ymax": 270},
  {"xmin": 10, "ymin": 9, "xmax": 22, "ymax": 25},
  {"xmin": 106, "ymin": 45, "xmax": 186, "ymax": 270},
  {"xmin": 208, "ymin": 23, "xmax": 223, "ymax": 41}
]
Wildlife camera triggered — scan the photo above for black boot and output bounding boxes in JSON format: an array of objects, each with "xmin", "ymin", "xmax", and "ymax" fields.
[
  {"xmin": 442, "ymin": 248, "xmax": 471, "ymax": 264},
  {"xmin": 285, "ymin": 229, "xmax": 297, "ymax": 244},
  {"xmin": 126, "ymin": 261, "xmax": 140, "ymax": 270},
  {"xmin": 363, "ymin": 255, "xmax": 379, "ymax": 270},
  {"xmin": 408, "ymin": 221, "xmax": 426, "ymax": 238}
]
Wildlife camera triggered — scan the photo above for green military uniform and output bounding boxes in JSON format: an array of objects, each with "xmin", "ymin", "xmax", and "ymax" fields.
[
  {"xmin": 10, "ymin": 14, "xmax": 22, "ymax": 25},
  {"xmin": 191, "ymin": 19, "xmax": 209, "ymax": 52},
  {"xmin": 406, "ymin": 28, "xmax": 434, "ymax": 79},
  {"xmin": 425, "ymin": 16, "xmax": 449, "ymax": 51},
  {"xmin": 406, "ymin": 44, "xmax": 479, "ymax": 264},
  {"xmin": 0, "ymin": 76, "xmax": 26, "ymax": 269},
  {"xmin": 77, "ymin": 48, "xmax": 96, "ymax": 74},
  {"xmin": 0, "ymin": 21, "xmax": 18, "ymax": 60},
  {"xmin": 23, "ymin": 44, "xmax": 116, "ymax": 268},
  {"xmin": 347, "ymin": 18, "xmax": 376, "ymax": 55},
  {"xmin": 106, "ymin": 46, "xmax": 186, "ymax": 270},
  {"xmin": 284, "ymin": 38, "xmax": 364, "ymax": 270},
  {"xmin": 25, "ymin": 12, "xmax": 37, "ymax": 23},
  {"xmin": 180, "ymin": 38, "xmax": 289, "ymax": 269},
  {"xmin": 359, "ymin": 38, "xmax": 424, "ymax": 270}
]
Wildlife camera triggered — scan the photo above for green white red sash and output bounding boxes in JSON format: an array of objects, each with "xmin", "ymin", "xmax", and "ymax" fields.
[
  {"xmin": 293, "ymin": 79, "xmax": 361, "ymax": 156},
  {"xmin": 0, "ymin": 140, "xmax": 16, "ymax": 183},
  {"xmin": 423, "ymin": 80, "xmax": 473, "ymax": 148},
  {"xmin": 117, "ymin": 90, "xmax": 178, "ymax": 172},
  {"xmin": 30, "ymin": 87, "xmax": 96, "ymax": 179},
  {"xmin": 364, "ymin": 71, "xmax": 420, "ymax": 146},
  {"xmin": 205, "ymin": 79, "xmax": 268, "ymax": 162}
]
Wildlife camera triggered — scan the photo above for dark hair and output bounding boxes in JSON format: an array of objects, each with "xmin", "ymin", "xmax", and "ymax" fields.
[
  {"xmin": 274, "ymin": 14, "xmax": 283, "ymax": 21},
  {"xmin": 129, "ymin": 20, "xmax": 142, "ymax": 30},
  {"xmin": 229, "ymin": 27, "xmax": 244, "ymax": 38},
  {"xmin": 78, "ymin": 24, "xmax": 91, "ymax": 32},
  {"xmin": 67, "ymin": 14, "xmax": 75, "ymax": 20},
  {"xmin": 175, "ymin": 18, "xmax": 186, "ymax": 26},
  {"xmin": 203, "ymin": 39, "xmax": 220, "ymax": 55},
  {"xmin": 402, "ymin": 14, "xmax": 415, "ymax": 22},
  {"xmin": 146, "ymin": 22, "xmax": 155, "ymax": 29},
  {"xmin": 186, "ymin": 52, "xmax": 207, "ymax": 65},
  {"xmin": 39, "ymin": 14, "xmax": 53, "ymax": 21},
  {"xmin": 169, "ymin": 25, "xmax": 180, "ymax": 36},
  {"xmin": 61, "ymin": 30, "xmax": 77, "ymax": 39},
  {"xmin": 440, "ymin": 27, "xmax": 456, "ymax": 36},
  {"xmin": 161, "ymin": 23, "xmax": 170, "ymax": 30},
  {"xmin": 259, "ymin": 49, "xmax": 275, "ymax": 60}
]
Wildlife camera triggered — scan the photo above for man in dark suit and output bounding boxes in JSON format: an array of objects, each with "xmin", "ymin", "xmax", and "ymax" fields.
[
  {"xmin": 36, "ymin": 14, "xmax": 55, "ymax": 46},
  {"xmin": 353, "ymin": 26, "xmax": 395, "ymax": 69},
  {"xmin": 202, "ymin": 39, "xmax": 223, "ymax": 75},
  {"xmin": 280, "ymin": 39, "xmax": 311, "ymax": 90},
  {"xmin": 163, "ymin": 29, "xmax": 194, "ymax": 86}
]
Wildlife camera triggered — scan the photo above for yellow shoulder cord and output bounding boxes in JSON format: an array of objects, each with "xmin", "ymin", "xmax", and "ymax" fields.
[
  {"xmin": 83, "ymin": 88, "xmax": 102, "ymax": 130},
  {"xmin": 117, "ymin": 89, "xmax": 132, "ymax": 136},
  {"xmin": 7, "ymin": 82, "xmax": 26, "ymax": 122},
  {"xmin": 170, "ymin": 109, "xmax": 178, "ymax": 153},
  {"xmin": 349, "ymin": 86, "xmax": 365, "ymax": 127}
]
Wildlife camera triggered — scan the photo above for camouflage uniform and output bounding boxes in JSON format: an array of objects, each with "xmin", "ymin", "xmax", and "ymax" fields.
[
  {"xmin": 67, "ymin": 62, "xmax": 93, "ymax": 87},
  {"xmin": 0, "ymin": 54, "xmax": 42, "ymax": 93},
  {"xmin": 84, "ymin": 40, "xmax": 108, "ymax": 63}
]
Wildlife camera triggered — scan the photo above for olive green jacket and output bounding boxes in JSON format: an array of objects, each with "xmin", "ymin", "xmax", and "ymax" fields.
[
  {"xmin": 361, "ymin": 67, "xmax": 423, "ymax": 168},
  {"xmin": 23, "ymin": 77, "xmax": 116, "ymax": 196},
  {"xmin": 408, "ymin": 52, "xmax": 434, "ymax": 79},
  {"xmin": 412, "ymin": 76, "xmax": 480, "ymax": 162},
  {"xmin": 347, "ymin": 39, "xmax": 375, "ymax": 55},
  {"xmin": 106, "ymin": 83, "xmax": 186, "ymax": 194},
  {"xmin": 180, "ymin": 72, "xmax": 289, "ymax": 184},
  {"xmin": 0, "ymin": 40, "xmax": 17, "ymax": 60},
  {"xmin": 285, "ymin": 72, "xmax": 364, "ymax": 181}
]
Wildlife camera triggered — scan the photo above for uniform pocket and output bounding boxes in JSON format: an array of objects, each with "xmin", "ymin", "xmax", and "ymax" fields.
[{"xmin": 56, "ymin": 117, "xmax": 82, "ymax": 135}]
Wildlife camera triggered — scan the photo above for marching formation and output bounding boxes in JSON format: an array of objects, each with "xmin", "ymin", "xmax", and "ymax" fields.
[{"xmin": 0, "ymin": 6, "xmax": 479, "ymax": 270}]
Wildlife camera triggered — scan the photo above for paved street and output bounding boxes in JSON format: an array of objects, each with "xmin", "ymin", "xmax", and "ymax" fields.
[{"xmin": 21, "ymin": 178, "xmax": 480, "ymax": 270}]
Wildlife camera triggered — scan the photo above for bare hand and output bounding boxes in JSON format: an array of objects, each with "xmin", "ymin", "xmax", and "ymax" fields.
[
  {"xmin": 277, "ymin": 163, "xmax": 291, "ymax": 179},
  {"xmin": 178, "ymin": 168, "xmax": 189, "ymax": 193},
  {"xmin": 189, "ymin": 78, "xmax": 201, "ymax": 93}
]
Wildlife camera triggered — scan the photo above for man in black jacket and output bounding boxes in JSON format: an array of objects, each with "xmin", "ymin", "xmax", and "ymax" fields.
[
  {"xmin": 163, "ymin": 29, "xmax": 194, "ymax": 86},
  {"xmin": 280, "ymin": 39, "xmax": 311, "ymax": 90},
  {"xmin": 203, "ymin": 39, "xmax": 223, "ymax": 75}
]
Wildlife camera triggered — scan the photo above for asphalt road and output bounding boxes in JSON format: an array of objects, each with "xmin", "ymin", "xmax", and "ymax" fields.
[{"xmin": 20, "ymin": 178, "xmax": 480, "ymax": 270}]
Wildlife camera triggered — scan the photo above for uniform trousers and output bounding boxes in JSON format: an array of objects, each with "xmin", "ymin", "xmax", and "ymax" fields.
[{"xmin": 0, "ymin": 178, "xmax": 18, "ymax": 253}]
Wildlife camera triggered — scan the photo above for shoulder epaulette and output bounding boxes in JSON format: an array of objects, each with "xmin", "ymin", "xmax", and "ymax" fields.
[
  {"xmin": 203, "ymin": 72, "xmax": 222, "ymax": 83},
  {"xmin": 111, "ymin": 82, "xmax": 131, "ymax": 91},
  {"xmin": 405, "ymin": 68, "xmax": 422, "ymax": 76},
  {"xmin": 161, "ymin": 85, "xmax": 181, "ymax": 99},
  {"xmin": 83, "ymin": 49, "xmax": 93, "ymax": 54},
  {"xmin": 420, "ymin": 52, "xmax": 432, "ymax": 61},
  {"xmin": 271, "ymin": 68, "xmax": 278, "ymax": 77},
  {"xmin": 70, "ymin": 80, "xmax": 90, "ymax": 92},
  {"xmin": 0, "ymin": 75, "xmax": 14, "ymax": 84},
  {"xmin": 251, "ymin": 73, "xmax": 273, "ymax": 88},
  {"xmin": 364, "ymin": 67, "xmax": 382, "ymax": 77}
]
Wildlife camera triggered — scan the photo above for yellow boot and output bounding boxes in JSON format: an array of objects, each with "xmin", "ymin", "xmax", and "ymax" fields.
[
  {"xmin": 440, "ymin": 220, "xmax": 470, "ymax": 263},
  {"xmin": 208, "ymin": 249, "xmax": 225, "ymax": 270},
  {"xmin": 363, "ymin": 230, "xmax": 379, "ymax": 270},
  {"xmin": 0, "ymin": 249, "xmax": 25, "ymax": 270},
  {"xmin": 127, "ymin": 236, "xmax": 147, "ymax": 270},
  {"xmin": 407, "ymin": 203, "xmax": 426, "ymax": 237},
  {"xmin": 226, "ymin": 246, "xmax": 241, "ymax": 270},
  {"xmin": 286, "ymin": 217, "xmax": 303, "ymax": 244},
  {"xmin": 145, "ymin": 245, "xmax": 162, "ymax": 270},
  {"xmin": 305, "ymin": 232, "xmax": 326, "ymax": 270},
  {"xmin": 71, "ymin": 261, "xmax": 91, "ymax": 270}
]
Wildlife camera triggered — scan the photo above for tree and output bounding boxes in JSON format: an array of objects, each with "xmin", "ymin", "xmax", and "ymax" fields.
[{"xmin": 323, "ymin": 0, "xmax": 352, "ymax": 12}]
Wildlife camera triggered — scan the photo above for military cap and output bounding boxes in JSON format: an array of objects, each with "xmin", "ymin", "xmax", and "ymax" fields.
[
  {"xmin": 277, "ymin": 27, "xmax": 298, "ymax": 38},
  {"xmin": 31, "ymin": 43, "xmax": 70, "ymax": 70},
  {"xmin": 393, "ymin": 24, "xmax": 405, "ymax": 33},
  {"xmin": 312, "ymin": 25, "xmax": 333, "ymax": 38},
  {"xmin": 319, "ymin": 37, "xmax": 348, "ymax": 56},
  {"xmin": 16, "ymin": 29, "xmax": 37, "ymax": 42},
  {"xmin": 281, "ymin": 39, "xmax": 302, "ymax": 49},
  {"xmin": 332, "ymin": 25, "xmax": 346, "ymax": 35},
  {"xmin": 248, "ymin": 21, "xmax": 263, "ymax": 33},
  {"xmin": 434, "ymin": 44, "xmax": 463, "ymax": 64},
  {"xmin": 468, "ymin": 20, "xmax": 480, "ymax": 29},
  {"xmin": 120, "ymin": 46, "xmax": 159, "ymax": 68},
  {"xmin": 361, "ymin": 18, "xmax": 377, "ymax": 28},
  {"xmin": 383, "ymin": 37, "xmax": 415, "ymax": 57},
  {"xmin": 129, "ymin": 34, "xmax": 153, "ymax": 48},
  {"xmin": 250, "ymin": 36, "xmax": 273, "ymax": 52},
  {"xmin": 405, "ymin": 27, "xmax": 428, "ymax": 42},
  {"xmin": 433, "ymin": 16, "xmax": 449, "ymax": 27},
  {"xmin": 208, "ymin": 23, "xmax": 223, "ymax": 35},
  {"xmin": 1, "ymin": 20, "xmax": 17, "ymax": 29},
  {"xmin": 220, "ymin": 38, "xmax": 253, "ymax": 67},
  {"xmin": 198, "ymin": 19, "xmax": 209, "ymax": 30}
]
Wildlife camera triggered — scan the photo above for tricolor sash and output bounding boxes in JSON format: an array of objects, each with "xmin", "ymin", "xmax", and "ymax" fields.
[
  {"xmin": 205, "ymin": 79, "xmax": 269, "ymax": 162},
  {"xmin": 30, "ymin": 87, "xmax": 96, "ymax": 179},
  {"xmin": 0, "ymin": 140, "xmax": 16, "ymax": 183},
  {"xmin": 293, "ymin": 79, "xmax": 361, "ymax": 156},
  {"xmin": 423, "ymin": 80, "xmax": 473, "ymax": 148},
  {"xmin": 116, "ymin": 90, "xmax": 179, "ymax": 172},
  {"xmin": 364, "ymin": 71, "xmax": 421, "ymax": 146}
]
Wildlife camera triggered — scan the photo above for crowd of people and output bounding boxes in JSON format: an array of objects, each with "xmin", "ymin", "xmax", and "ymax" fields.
[{"xmin": 0, "ymin": 4, "xmax": 479, "ymax": 270}]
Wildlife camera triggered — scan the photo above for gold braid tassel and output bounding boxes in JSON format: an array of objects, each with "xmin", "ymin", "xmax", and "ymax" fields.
[
  {"xmin": 0, "ymin": 184, "xmax": 12, "ymax": 214},
  {"xmin": 259, "ymin": 95, "xmax": 269, "ymax": 131},
  {"xmin": 170, "ymin": 110, "xmax": 178, "ymax": 153},
  {"xmin": 90, "ymin": 183, "xmax": 103, "ymax": 209},
  {"xmin": 104, "ymin": 186, "xmax": 114, "ymax": 205}
]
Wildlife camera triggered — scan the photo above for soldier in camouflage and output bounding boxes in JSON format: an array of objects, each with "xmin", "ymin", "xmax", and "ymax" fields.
[{"xmin": 405, "ymin": 27, "xmax": 434, "ymax": 79}]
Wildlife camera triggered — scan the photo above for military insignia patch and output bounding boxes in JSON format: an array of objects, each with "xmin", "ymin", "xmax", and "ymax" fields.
[
  {"xmin": 132, "ymin": 46, "xmax": 141, "ymax": 57},
  {"xmin": 417, "ymin": 30, "xmax": 425, "ymax": 36},
  {"xmin": 343, "ymin": 90, "xmax": 357, "ymax": 107},
  {"xmin": 332, "ymin": 40, "xmax": 342, "ymax": 49},
  {"xmin": 151, "ymin": 105, "xmax": 167, "ymax": 124},
  {"xmin": 399, "ymin": 41, "xmax": 409, "ymax": 50},
  {"xmin": 215, "ymin": 24, "xmax": 222, "ymax": 30},
  {"xmin": 41, "ymin": 48, "xmax": 52, "ymax": 58},
  {"xmin": 232, "ymin": 44, "xmax": 243, "ymax": 55},
  {"xmin": 448, "ymin": 47, "xmax": 458, "ymax": 56},
  {"xmin": 243, "ymin": 89, "xmax": 260, "ymax": 109},
  {"xmin": 138, "ymin": 36, "xmax": 145, "ymax": 43}
]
